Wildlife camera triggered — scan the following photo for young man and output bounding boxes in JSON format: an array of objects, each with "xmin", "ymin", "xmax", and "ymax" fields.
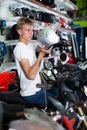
[{"xmin": 13, "ymin": 17, "xmax": 58, "ymax": 106}]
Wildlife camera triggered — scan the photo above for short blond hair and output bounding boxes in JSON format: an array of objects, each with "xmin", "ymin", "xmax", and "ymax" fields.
[{"xmin": 17, "ymin": 17, "xmax": 33, "ymax": 30}]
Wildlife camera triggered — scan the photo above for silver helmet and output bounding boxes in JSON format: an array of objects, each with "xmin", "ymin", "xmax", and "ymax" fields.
[{"xmin": 37, "ymin": 26, "xmax": 59, "ymax": 48}]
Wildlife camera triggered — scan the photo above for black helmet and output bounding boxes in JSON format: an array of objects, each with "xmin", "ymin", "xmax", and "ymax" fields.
[
  {"xmin": 36, "ymin": 0, "xmax": 54, "ymax": 5},
  {"xmin": 36, "ymin": 0, "xmax": 56, "ymax": 8}
]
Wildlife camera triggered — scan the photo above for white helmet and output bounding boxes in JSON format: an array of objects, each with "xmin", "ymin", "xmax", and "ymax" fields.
[{"xmin": 37, "ymin": 26, "xmax": 59, "ymax": 48}]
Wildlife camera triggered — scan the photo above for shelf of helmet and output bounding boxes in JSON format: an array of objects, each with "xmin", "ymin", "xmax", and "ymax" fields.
[
  {"xmin": 13, "ymin": 0, "xmax": 77, "ymax": 22},
  {"xmin": 0, "ymin": 0, "xmax": 78, "ymax": 35},
  {"xmin": 2, "ymin": 15, "xmax": 76, "ymax": 48},
  {"xmin": 0, "ymin": 0, "xmax": 78, "ymax": 22},
  {"xmin": 0, "ymin": 0, "xmax": 77, "ymax": 47}
]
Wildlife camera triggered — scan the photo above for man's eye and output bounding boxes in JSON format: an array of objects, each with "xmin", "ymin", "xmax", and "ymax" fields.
[{"xmin": 24, "ymin": 29, "xmax": 30, "ymax": 32}]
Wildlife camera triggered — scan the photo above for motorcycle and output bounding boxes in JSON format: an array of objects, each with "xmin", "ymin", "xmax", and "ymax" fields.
[{"xmin": 40, "ymin": 55, "xmax": 87, "ymax": 130}]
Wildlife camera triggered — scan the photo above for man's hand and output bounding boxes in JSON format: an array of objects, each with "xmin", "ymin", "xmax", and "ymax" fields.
[
  {"xmin": 37, "ymin": 45, "xmax": 53, "ymax": 61},
  {"xmin": 38, "ymin": 45, "xmax": 53, "ymax": 54}
]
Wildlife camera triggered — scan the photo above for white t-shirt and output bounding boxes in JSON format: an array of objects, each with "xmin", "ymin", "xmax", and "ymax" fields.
[{"xmin": 13, "ymin": 42, "xmax": 41, "ymax": 96}]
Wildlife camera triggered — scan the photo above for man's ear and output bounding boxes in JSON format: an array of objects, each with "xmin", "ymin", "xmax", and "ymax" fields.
[{"xmin": 17, "ymin": 29, "xmax": 22, "ymax": 35}]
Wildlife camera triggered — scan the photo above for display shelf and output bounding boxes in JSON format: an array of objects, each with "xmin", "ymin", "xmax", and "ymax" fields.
[
  {"xmin": 0, "ymin": 62, "xmax": 16, "ymax": 72},
  {"xmin": 16, "ymin": 0, "xmax": 72, "ymax": 22},
  {"xmin": 0, "ymin": 0, "xmax": 78, "ymax": 22},
  {"xmin": 4, "ymin": 39, "xmax": 37, "ymax": 46}
]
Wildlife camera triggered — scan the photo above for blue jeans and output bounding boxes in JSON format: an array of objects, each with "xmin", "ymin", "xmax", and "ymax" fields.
[{"xmin": 23, "ymin": 87, "xmax": 58, "ymax": 106}]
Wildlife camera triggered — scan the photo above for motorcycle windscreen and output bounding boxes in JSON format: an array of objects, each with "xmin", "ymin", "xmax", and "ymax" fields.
[{"xmin": 71, "ymin": 32, "xmax": 80, "ymax": 59}]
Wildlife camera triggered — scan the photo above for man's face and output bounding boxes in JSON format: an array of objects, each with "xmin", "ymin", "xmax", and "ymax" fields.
[{"xmin": 18, "ymin": 24, "xmax": 33, "ymax": 43}]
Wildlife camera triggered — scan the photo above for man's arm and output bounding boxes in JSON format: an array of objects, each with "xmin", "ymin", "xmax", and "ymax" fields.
[{"xmin": 20, "ymin": 45, "xmax": 53, "ymax": 80}]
